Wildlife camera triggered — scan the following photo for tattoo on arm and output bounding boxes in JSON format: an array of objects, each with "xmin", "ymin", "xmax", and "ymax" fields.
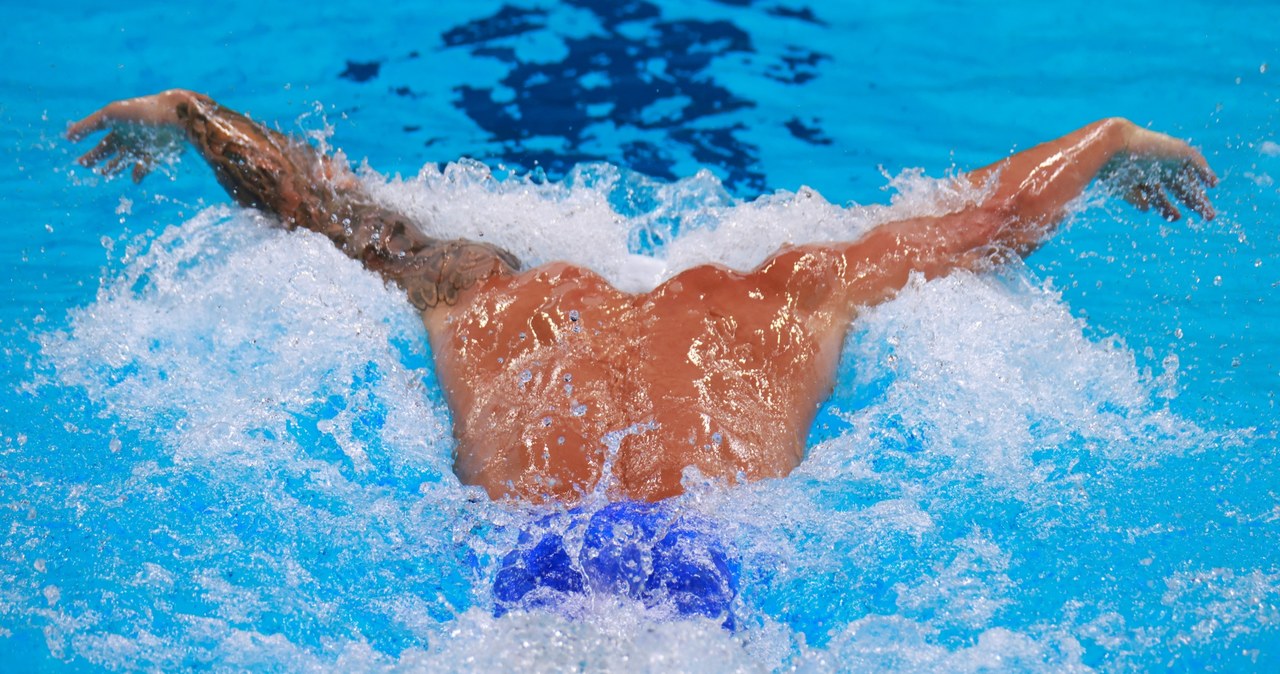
[
  {"xmin": 175, "ymin": 94, "xmax": 519, "ymax": 308},
  {"xmin": 352, "ymin": 206, "xmax": 522, "ymax": 309}
]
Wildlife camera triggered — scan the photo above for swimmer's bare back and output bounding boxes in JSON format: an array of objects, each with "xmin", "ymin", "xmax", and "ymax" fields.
[{"xmin": 69, "ymin": 90, "xmax": 1216, "ymax": 503}]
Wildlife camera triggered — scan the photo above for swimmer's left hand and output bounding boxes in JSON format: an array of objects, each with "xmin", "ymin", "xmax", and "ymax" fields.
[{"xmin": 1103, "ymin": 123, "xmax": 1218, "ymax": 222}]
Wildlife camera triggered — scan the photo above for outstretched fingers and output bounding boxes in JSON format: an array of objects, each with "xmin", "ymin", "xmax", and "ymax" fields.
[
  {"xmin": 76, "ymin": 131, "xmax": 121, "ymax": 168},
  {"xmin": 131, "ymin": 158, "xmax": 154, "ymax": 184},
  {"xmin": 1125, "ymin": 184, "xmax": 1152, "ymax": 213},
  {"xmin": 66, "ymin": 109, "xmax": 109, "ymax": 142},
  {"xmin": 1162, "ymin": 144, "xmax": 1217, "ymax": 220},
  {"xmin": 74, "ymin": 130, "xmax": 147, "ymax": 180},
  {"xmin": 69, "ymin": 117, "xmax": 173, "ymax": 183},
  {"xmin": 1120, "ymin": 127, "xmax": 1219, "ymax": 220},
  {"xmin": 1151, "ymin": 185, "xmax": 1181, "ymax": 222},
  {"xmin": 1169, "ymin": 163, "xmax": 1215, "ymax": 220},
  {"xmin": 1183, "ymin": 148, "xmax": 1218, "ymax": 189},
  {"xmin": 101, "ymin": 153, "xmax": 129, "ymax": 178},
  {"xmin": 1116, "ymin": 155, "xmax": 1218, "ymax": 222}
]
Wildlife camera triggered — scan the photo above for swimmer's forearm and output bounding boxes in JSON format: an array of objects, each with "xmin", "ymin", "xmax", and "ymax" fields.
[
  {"xmin": 822, "ymin": 122, "xmax": 1137, "ymax": 302},
  {"xmin": 965, "ymin": 118, "xmax": 1128, "ymax": 252},
  {"xmin": 964, "ymin": 117, "xmax": 1216, "ymax": 253},
  {"xmin": 170, "ymin": 92, "xmax": 521, "ymax": 308},
  {"xmin": 810, "ymin": 119, "xmax": 1215, "ymax": 312},
  {"xmin": 171, "ymin": 91, "xmax": 351, "ymax": 231},
  {"xmin": 68, "ymin": 89, "xmax": 349, "ymax": 228},
  {"xmin": 70, "ymin": 90, "xmax": 520, "ymax": 309}
]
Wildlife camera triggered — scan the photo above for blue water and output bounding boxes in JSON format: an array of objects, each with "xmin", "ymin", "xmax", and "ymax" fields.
[{"xmin": 2, "ymin": 1, "xmax": 1278, "ymax": 671}]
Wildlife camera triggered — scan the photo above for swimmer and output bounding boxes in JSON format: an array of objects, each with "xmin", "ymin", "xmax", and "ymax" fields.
[{"xmin": 66, "ymin": 90, "xmax": 1216, "ymax": 504}]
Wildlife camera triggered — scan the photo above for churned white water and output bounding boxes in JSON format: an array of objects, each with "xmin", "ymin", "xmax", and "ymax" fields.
[
  {"xmin": 18, "ymin": 161, "xmax": 1270, "ymax": 672},
  {"xmin": 363, "ymin": 159, "xmax": 989, "ymax": 291}
]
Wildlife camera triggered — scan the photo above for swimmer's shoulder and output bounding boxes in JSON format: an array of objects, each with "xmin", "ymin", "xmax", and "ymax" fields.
[
  {"xmin": 649, "ymin": 262, "xmax": 754, "ymax": 305},
  {"xmin": 509, "ymin": 261, "xmax": 618, "ymax": 291},
  {"xmin": 444, "ymin": 261, "xmax": 629, "ymax": 314}
]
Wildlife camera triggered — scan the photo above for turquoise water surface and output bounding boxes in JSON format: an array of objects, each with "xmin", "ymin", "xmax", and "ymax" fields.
[{"xmin": 2, "ymin": 1, "xmax": 1278, "ymax": 671}]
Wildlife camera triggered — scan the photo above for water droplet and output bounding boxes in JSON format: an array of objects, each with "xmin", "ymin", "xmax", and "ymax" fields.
[
  {"xmin": 569, "ymin": 310, "xmax": 580, "ymax": 322},
  {"xmin": 571, "ymin": 403, "xmax": 587, "ymax": 417}
]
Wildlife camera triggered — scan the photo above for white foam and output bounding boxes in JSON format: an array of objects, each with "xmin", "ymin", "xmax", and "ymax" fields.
[
  {"xmin": 42, "ymin": 206, "xmax": 455, "ymax": 477},
  {"xmin": 364, "ymin": 160, "xmax": 987, "ymax": 293},
  {"xmin": 26, "ymin": 160, "xmax": 1256, "ymax": 671},
  {"xmin": 809, "ymin": 269, "xmax": 1212, "ymax": 498}
]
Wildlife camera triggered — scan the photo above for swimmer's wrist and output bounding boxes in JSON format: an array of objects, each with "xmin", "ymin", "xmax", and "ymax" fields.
[{"xmin": 1097, "ymin": 117, "xmax": 1137, "ymax": 154}]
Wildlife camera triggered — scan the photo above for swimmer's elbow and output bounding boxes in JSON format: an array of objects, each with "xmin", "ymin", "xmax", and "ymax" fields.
[{"xmin": 954, "ymin": 200, "xmax": 1033, "ymax": 259}]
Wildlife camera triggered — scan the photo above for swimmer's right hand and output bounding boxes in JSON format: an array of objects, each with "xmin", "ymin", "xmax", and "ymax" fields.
[
  {"xmin": 66, "ymin": 89, "xmax": 200, "ymax": 183},
  {"xmin": 1104, "ymin": 119, "xmax": 1218, "ymax": 222}
]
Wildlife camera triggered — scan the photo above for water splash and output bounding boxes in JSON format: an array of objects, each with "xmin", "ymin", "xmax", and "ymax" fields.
[{"xmin": 7, "ymin": 161, "xmax": 1275, "ymax": 671}]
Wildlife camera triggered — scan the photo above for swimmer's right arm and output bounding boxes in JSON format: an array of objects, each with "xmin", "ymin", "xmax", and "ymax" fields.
[
  {"xmin": 764, "ymin": 118, "xmax": 1217, "ymax": 314},
  {"xmin": 67, "ymin": 90, "xmax": 519, "ymax": 308}
]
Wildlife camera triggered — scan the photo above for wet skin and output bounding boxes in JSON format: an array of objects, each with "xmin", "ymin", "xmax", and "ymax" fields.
[
  {"xmin": 68, "ymin": 90, "xmax": 1217, "ymax": 504},
  {"xmin": 427, "ymin": 258, "xmax": 849, "ymax": 502}
]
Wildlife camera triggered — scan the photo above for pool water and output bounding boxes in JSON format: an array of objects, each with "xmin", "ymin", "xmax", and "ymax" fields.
[{"xmin": 2, "ymin": 1, "xmax": 1278, "ymax": 671}]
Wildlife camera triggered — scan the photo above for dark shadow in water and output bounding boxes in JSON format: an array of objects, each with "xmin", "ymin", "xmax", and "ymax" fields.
[{"xmin": 341, "ymin": 1, "xmax": 833, "ymax": 195}]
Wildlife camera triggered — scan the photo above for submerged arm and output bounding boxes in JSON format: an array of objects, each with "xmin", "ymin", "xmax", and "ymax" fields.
[{"xmin": 67, "ymin": 89, "xmax": 518, "ymax": 309}]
